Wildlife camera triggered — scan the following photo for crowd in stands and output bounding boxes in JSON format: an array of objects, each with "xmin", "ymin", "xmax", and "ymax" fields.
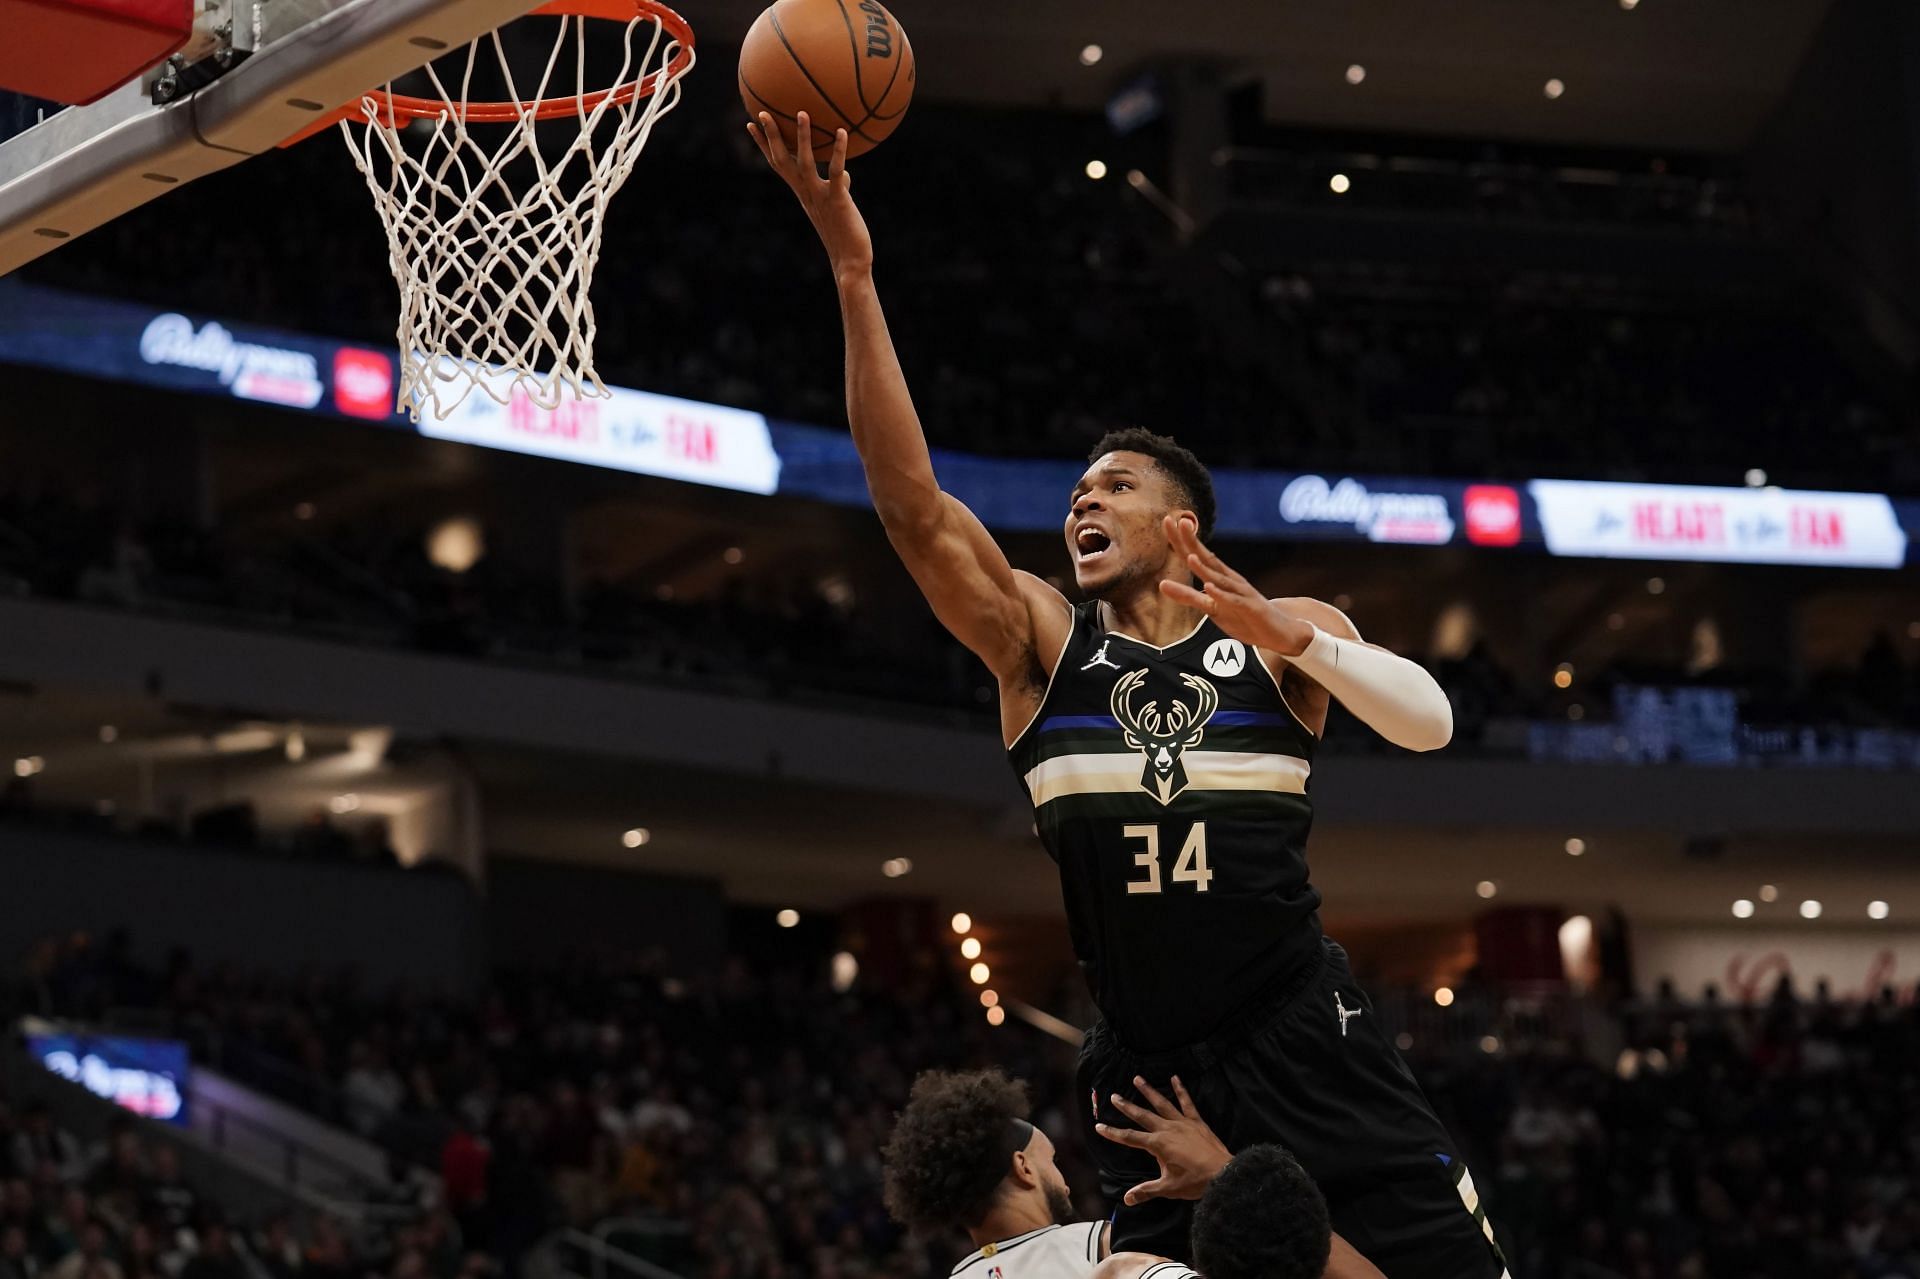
[
  {"xmin": 13, "ymin": 934, "xmax": 1920, "ymax": 1279},
  {"xmin": 11, "ymin": 936, "xmax": 1086, "ymax": 1279},
  {"xmin": 8, "ymin": 67, "xmax": 1909, "ymax": 489},
  {"xmin": 1414, "ymin": 986, "xmax": 1920, "ymax": 1279},
  {"xmin": 0, "ymin": 1080, "xmax": 483, "ymax": 1279}
]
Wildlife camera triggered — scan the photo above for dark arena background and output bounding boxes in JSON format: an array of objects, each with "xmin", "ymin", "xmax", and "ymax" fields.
[{"xmin": 3, "ymin": 1, "xmax": 1920, "ymax": 1277}]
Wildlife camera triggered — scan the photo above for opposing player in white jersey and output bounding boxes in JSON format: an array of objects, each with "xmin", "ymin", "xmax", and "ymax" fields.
[
  {"xmin": 883, "ymin": 1070, "xmax": 1104, "ymax": 1279},
  {"xmin": 881, "ymin": 1070, "xmax": 1382, "ymax": 1279}
]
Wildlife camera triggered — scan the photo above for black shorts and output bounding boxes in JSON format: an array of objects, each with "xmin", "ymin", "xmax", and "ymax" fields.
[{"xmin": 1078, "ymin": 938, "xmax": 1508, "ymax": 1279}]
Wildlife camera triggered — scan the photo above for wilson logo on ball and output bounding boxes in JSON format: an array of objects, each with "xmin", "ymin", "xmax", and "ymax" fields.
[{"xmin": 859, "ymin": 0, "xmax": 891, "ymax": 57}]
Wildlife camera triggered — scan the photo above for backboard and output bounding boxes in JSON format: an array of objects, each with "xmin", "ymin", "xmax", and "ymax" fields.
[{"xmin": 0, "ymin": 0, "xmax": 555, "ymax": 277}]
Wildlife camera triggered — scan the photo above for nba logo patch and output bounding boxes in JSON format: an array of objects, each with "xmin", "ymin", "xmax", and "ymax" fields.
[{"xmin": 989, "ymin": 1268, "xmax": 1003, "ymax": 1279}]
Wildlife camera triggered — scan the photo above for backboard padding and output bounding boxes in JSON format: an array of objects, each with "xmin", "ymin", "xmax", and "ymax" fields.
[{"xmin": 0, "ymin": 0, "xmax": 549, "ymax": 276}]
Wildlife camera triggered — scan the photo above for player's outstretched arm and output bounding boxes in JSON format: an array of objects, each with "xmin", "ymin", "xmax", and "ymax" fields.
[
  {"xmin": 1156, "ymin": 517, "xmax": 1452, "ymax": 752},
  {"xmin": 748, "ymin": 113, "xmax": 1060, "ymax": 687}
]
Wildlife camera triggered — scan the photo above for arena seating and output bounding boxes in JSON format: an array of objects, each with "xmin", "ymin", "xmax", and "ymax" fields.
[
  {"xmin": 15, "ymin": 934, "xmax": 1920, "ymax": 1279},
  {"xmin": 11, "ymin": 80, "xmax": 1907, "ymax": 491}
]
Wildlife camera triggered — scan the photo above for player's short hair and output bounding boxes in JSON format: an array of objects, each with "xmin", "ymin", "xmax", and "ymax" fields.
[
  {"xmin": 1189, "ymin": 1145, "xmax": 1332, "ymax": 1279},
  {"xmin": 1089, "ymin": 428, "xmax": 1217, "ymax": 541},
  {"xmin": 882, "ymin": 1069, "xmax": 1031, "ymax": 1233}
]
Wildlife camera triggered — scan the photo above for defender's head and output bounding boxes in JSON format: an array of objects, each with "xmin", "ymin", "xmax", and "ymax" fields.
[
  {"xmin": 882, "ymin": 1070, "xmax": 1074, "ymax": 1236},
  {"xmin": 1190, "ymin": 1145, "xmax": 1332, "ymax": 1279},
  {"xmin": 1068, "ymin": 429, "xmax": 1217, "ymax": 599}
]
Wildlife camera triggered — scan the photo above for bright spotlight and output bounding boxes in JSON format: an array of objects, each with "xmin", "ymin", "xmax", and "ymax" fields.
[
  {"xmin": 427, "ymin": 516, "xmax": 485, "ymax": 573},
  {"xmin": 1329, "ymin": 173, "xmax": 1351, "ymax": 195}
]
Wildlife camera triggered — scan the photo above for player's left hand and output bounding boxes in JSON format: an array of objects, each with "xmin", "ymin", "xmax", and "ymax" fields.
[
  {"xmin": 1158, "ymin": 516, "xmax": 1313, "ymax": 657},
  {"xmin": 1096, "ymin": 1075, "xmax": 1233, "ymax": 1205}
]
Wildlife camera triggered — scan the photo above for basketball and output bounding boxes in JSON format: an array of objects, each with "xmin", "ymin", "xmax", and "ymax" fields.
[{"xmin": 738, "ymin": 0, "xmax": 915, "ymax": 159}]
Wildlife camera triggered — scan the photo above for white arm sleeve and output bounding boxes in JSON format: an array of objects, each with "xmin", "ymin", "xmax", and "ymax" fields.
[{"xmin": 1285, "ymin": 626, "xmax": 1453, "ymax": 752}]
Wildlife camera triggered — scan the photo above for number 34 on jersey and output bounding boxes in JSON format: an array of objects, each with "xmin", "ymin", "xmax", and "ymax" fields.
[{"xmin": 1123, "ymin": 821, "xmax": 1212, "ymax": 894}]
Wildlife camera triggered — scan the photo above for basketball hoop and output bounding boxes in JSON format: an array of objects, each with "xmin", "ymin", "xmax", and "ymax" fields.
[{"xmin": 332, "ymin": 0, "xmax": 695, "ymax": 421}]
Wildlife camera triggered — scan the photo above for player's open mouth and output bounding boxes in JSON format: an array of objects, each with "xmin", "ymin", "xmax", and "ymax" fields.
[{"xmin": 1075, "ymin": 527, "xmax": 1113, "ymax": 562}]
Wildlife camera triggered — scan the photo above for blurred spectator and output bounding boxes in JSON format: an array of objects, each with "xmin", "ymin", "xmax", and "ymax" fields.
[
  {"xmin": 342, "ymin": 1044, "xmax": 405, "ymax": 1138},
  {"xmin": 176, "ymin": 1221, "xmax": 242, "ymax": 1279},
  {"xmin": 45, "ymin": 1223, "xmax": 117, "ymax": 1279},
  {"xmin": 11, "ymin": 1109, "xmax": 81, "ymax": 1185},
  {"xmin": 139, "ymin": 1148, "xmax": 194, "ymax": 1236}
]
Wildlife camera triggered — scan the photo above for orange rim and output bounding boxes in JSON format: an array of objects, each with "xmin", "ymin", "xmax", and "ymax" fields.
[
  {"xmin": 281, "ymin": 0, "xmax": 694, "ymax": 144},
  {"xmin": 374, "ymin": 0, "xmax": 695, "ymax": 123}
]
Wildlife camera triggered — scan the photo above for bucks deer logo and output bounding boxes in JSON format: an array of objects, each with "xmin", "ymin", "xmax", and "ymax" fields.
[{"xmin": 1110, "ymin": 669, "xmax": 1219, "ymax": 804}]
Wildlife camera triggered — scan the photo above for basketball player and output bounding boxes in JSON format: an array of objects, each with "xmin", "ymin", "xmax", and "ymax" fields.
[
  {"xmin": 881, "ymin": 1069, "xmax": 1381, "ymax": 1279},
  {"xmin": 1091, "ymin": 1143, "xmax": 1380, "ymax": 1279},
  {"xmin": 750, "ymin": 113, "xmax": 1506, "ymax": 1277}
]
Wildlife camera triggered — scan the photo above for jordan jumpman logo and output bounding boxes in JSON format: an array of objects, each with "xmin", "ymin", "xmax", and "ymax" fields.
[
  {"xmin": 1082, "ymin": 640, "xmax": 1121, "ymax": 671},
  {"xmin": 1335, "ymin": 992, "xmax": 1363, "ymax": 1037}
]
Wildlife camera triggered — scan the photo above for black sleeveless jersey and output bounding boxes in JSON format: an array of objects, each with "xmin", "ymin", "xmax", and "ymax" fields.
[{"xmin": 1007, "ymin": 604, "xmax": 1323, "ymax": 1052}]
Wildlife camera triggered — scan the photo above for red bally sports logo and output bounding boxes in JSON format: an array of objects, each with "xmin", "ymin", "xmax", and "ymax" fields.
[
  {"xmin": 332, "ymin": 349, "xmax": 394, "ymax": 420},
  {"xmin": 1463, "ymin": 485, "xmax": 1522, "ymax": 546}
]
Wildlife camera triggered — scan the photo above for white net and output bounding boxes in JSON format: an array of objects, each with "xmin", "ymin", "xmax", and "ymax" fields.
[{"xmin": 339, "ymin": 6, "xmax": 692, "ymax": 422}]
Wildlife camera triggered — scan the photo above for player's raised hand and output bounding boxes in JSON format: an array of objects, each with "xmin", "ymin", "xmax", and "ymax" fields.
[
  {"xmin": 1158, "ymin": 515, "xmax": 1315, "ymax": 657},
  {"xmin": 1096, "ymin": 1075, "xmax": 1234, "ymax": 1205},
  {"xmin": 747, "ymin": 110, "xmax": 874, "ymax": 276}
]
